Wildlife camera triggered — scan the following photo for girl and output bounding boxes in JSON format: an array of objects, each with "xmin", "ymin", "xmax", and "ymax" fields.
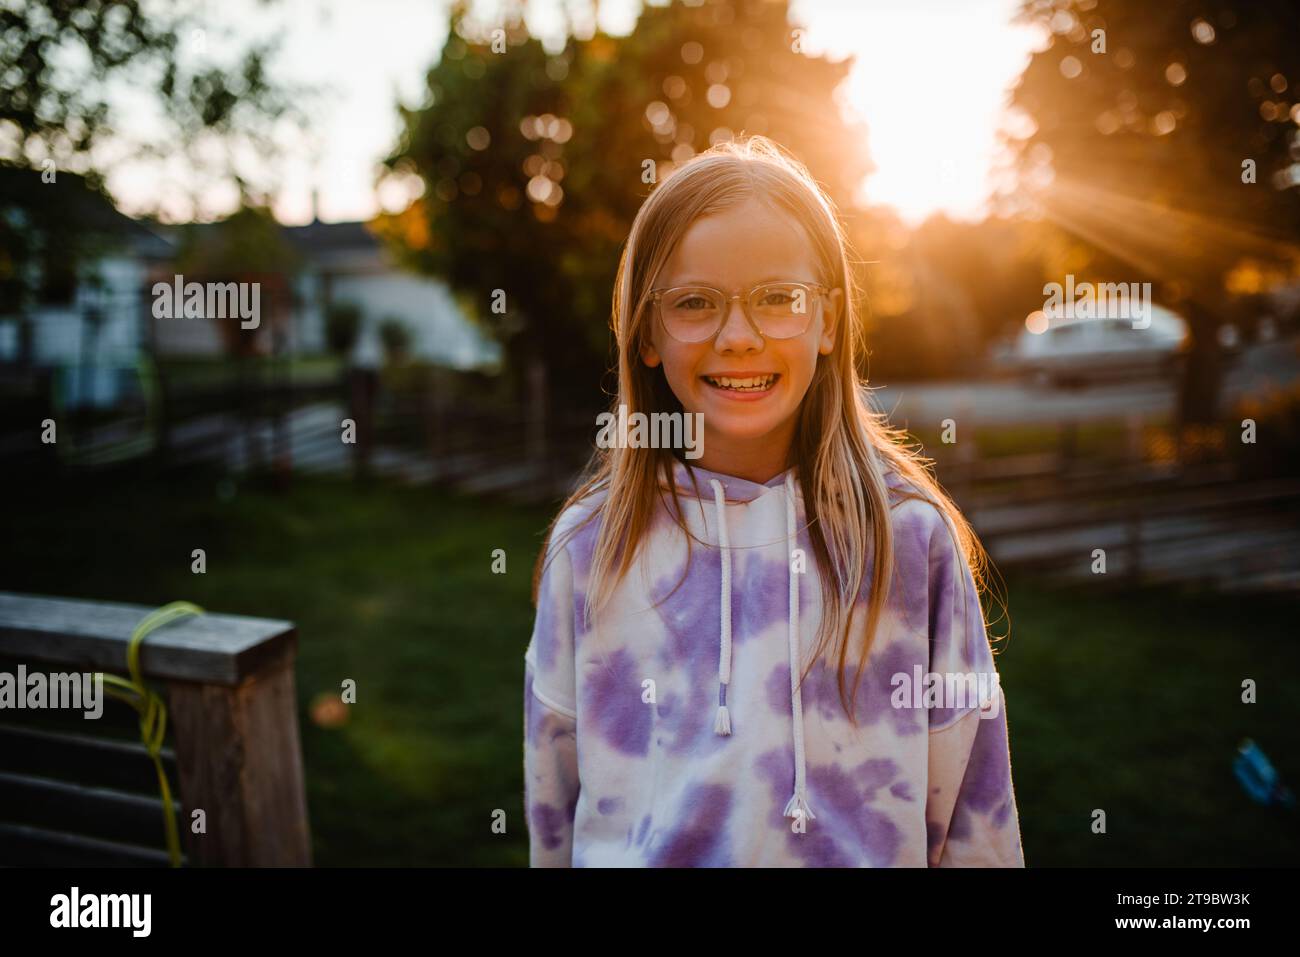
[{"xmin": 523, "ymin": 136, "xmax": 1023, "ymax": 867}]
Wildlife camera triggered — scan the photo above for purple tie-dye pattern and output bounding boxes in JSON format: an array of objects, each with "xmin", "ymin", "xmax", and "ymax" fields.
[
  {"xmin": 646, "ymin": 783, "xmax": 735, "ymax": 867},
  {"xmin": 810, "ymin": 759, "xmax": 902, "ymax": 866},
  {"xmin": 529, "ymin": 801, "xmax": 570, "ymax": 851},
  {"xmin": 650, "ymin": 555, "xmax": 721, "ymax": 665},
  {"xmin": 532, "ymin": 556, "xmax": 566, "ymax": 672},
  {"xmin": 562, "ymin": 509, "xmax": 601, "ymax": 636},
  {"xmin": 571, "ymin": 591, "xmax": 589, "ymax": 640},
  {"xmin": 927, "ymin": 540, "xmax": 957, "ymax": 641},
  {"xmin": 522, "ymin": 667, "xmax": 578, "ymax": 863},
  {"xmin": 584, "ymin": 646, "xmax": 653, "ymax": 756},
  {"xmin": 648, "ymin": 557, "xmax": 733, "ymax": 757},
  {"xmin": 734, "ymin": 552, "xmax": 802, "ymax": 639},
  {"xmin": 790, "ymin": 640, "xmax": 925, "ymax": 738},
  {"xmin": 598, "ymin": 796, "xmax": 624, "ymax": 815},
  {"xmin": 764, "ymin": 662, "xmax": 793, "ymax": 715},
  {"xmin": 882, "ymin": 515, "xmax": 934, "ymax": 636},
  {"xmin": 926, "ymin": 540, "xmax": 993, "ymax": 729},
  {"xmin": 656, "ymin": 691, "xmax": 678, "ymax": 719},
  {"xmin": 754, "ymin": 746, "xmax": 901, "ymax": 866},
  {"xmin": 945, "ymin": 709, "xmax": 1016, "ymax": 840},
  {"xmin": 561, "ymin": 502, "xmax": 600, "ymax": 580},
  {"xmin": 524, "ymin": 461, "xmax": 1023, "ymax": 867}
]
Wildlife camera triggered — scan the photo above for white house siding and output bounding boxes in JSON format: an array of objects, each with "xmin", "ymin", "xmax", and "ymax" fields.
[
  {"xmin": 335, "ymin": 271, "xmax": 501, "ymax": 371},
  {"xmin": 292, "ymin": 272, "xmax": 326, "ymax": 354},
  {"xmin": 31, "ymin": 254, "xmax": 153, "ymax": 406},
  {"xmin": 148, "ymin": 281, "xmax": 227, "ymax": 357}
]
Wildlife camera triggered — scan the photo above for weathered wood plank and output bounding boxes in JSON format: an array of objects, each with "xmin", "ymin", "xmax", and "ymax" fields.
[
  {"xmin": 0, "ymin": 593, "xmax": 295, "ymax": 685},
  {"xmin": 167, "ymin": 652, "xmax": 312, "ymax": 866}
]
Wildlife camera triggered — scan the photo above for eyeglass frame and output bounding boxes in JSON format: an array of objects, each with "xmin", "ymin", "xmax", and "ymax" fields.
[{"xmin": 644, "ymin": 280, "xmax": 834, "ymax": 343}]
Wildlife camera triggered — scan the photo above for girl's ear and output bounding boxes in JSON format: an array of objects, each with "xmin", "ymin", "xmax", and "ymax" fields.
[
  {"xmin": 819, "ymin": 287, "xmax": 844, "ymax": 355},
  {"xmin": 640, "ymin": 338, "xmax": 663, "ymax": 368}
]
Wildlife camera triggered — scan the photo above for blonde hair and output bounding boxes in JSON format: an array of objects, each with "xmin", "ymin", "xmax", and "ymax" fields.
[{"xmin": 533, "ymin": 135, "xmax": 1004, "ymax": 724}]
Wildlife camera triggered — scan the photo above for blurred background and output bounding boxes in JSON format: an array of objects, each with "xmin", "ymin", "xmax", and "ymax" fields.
[{"xmin": 2, "ymin": 0, "xmax": 1299, "ymax": 866}]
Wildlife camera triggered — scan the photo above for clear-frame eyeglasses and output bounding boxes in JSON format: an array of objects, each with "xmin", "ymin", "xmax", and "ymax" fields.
[{"xmin": 646, "ymin": 281, "xmax": 831, "ymax": 343}]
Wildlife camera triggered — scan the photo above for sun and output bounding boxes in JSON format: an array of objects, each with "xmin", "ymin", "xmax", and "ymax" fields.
[{"xmin": 791, "ymin": 0, "xmax": 1043, "ymax": 224}]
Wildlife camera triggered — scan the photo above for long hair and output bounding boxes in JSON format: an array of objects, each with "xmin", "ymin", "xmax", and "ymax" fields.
[{"xmin": 532, "ymin": 135, "xmax": 1004, "ymax": 724}]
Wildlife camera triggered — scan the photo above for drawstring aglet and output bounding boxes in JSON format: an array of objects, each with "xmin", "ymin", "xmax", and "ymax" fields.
[
  {"xmin": 784, "ymin": 791, "xmax": 816, "ymax": 823},
  {"xmin": 714, "ymin": 683, "xmax": 732, "ymax": 735},
  {"xmin": 714, "ymin": 705, "xmax": 731, "ymax": 735}
]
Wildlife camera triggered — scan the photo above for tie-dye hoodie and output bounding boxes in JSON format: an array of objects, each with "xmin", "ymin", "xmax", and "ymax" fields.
[{"xmin": 523, "ymin": 458, "xmax": 1024, "ymax": 867}]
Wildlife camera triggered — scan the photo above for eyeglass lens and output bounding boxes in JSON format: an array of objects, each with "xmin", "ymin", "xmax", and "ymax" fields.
[{"xmin": 659, "ymin": 283, "xmax": 818, "ymax": 341}]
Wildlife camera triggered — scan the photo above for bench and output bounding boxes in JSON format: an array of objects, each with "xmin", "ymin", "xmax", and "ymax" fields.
[{"xmin": 0, "ymin": 592, "xmax": 311, "ymax": 866}]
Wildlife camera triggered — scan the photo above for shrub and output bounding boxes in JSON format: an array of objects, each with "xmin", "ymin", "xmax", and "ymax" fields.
[{"xmin": 325, "ymin": 301, "xmax": 362, "ymax": 356}]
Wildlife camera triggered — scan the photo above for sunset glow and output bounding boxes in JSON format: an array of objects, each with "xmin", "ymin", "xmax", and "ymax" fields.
[{"xmin": 793, "ymin": 0, "xmax": 1045, "ymax": 223}]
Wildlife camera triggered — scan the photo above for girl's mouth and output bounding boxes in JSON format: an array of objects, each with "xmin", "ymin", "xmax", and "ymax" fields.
[{"xmin": 701, "ymin": 373, "xmax": 779, "ymax": 395}]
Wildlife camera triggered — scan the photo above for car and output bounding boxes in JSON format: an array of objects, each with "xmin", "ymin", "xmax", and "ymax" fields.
[{"xmin": 1004, "ymin": 305, "xmax": 1192, "ymax": 387}]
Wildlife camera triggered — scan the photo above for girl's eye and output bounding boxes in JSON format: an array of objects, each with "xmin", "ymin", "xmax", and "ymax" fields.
[
  {"xmin": 758, "ymin": 292, "xmax": 793, "ymax": 307},
  {"xmin": 676, "ymin": 296, "xmax": 714, "ymax": 310}
]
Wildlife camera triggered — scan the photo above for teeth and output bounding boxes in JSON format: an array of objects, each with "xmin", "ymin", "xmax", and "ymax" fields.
[{"xmin": 706, "ymin": 374, "xmax": 775, "ymax": 391}]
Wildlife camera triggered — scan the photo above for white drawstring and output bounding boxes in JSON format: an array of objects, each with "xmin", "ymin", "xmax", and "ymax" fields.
[
  {"xmin": 783, "ymin": 471, "xmax": 815, "ymax": 824},
  {"xmin": 709, "ymin": 479, "xmax": 733, "ymax": 735},
  {"xmin": 706, "ymin": 471, "xmax": 814, "ymax": 826}
]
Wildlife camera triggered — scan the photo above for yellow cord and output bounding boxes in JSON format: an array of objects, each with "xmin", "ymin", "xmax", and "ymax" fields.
[{"xmin": 97, "ymin": 601, "xmax": 204, "ymax": 867}]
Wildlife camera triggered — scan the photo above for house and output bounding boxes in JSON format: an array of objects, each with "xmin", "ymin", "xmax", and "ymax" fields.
[
  {"xmin": 282, "ymin": 219, "xmax": 501, "ymax": 371},
  {"xmin": 0, "ymin": 166, "xmax": 500, "ymax": 408},
  {"xmin": 148, "ymin": 217, "xmax": 501, "ymax": 372},
  {"xmin": 0, "ymin": 166, "xmax": 174, "ymax": 408}
]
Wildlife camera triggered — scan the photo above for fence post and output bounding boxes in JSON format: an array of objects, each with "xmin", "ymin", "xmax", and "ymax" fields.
[
  {"xmin": 167, "ymin": 647, "xmax": 312, "ymax": 866},
  {"xmin": 349, "ymin": 366, "xmax": 377, "ymax": 481}
]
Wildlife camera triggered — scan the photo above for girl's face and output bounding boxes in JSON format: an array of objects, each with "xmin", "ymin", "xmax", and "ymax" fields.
[{"xmin": 639, "ymin": 198, "xmax": 842, "ymax": 474}]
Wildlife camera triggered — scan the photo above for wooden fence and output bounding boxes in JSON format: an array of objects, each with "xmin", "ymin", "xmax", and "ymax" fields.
[{"xmin": 0, "ymin": 593, "xmax": 311, "ymax": 866}]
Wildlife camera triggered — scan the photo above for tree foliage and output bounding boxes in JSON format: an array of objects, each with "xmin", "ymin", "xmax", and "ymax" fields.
[
  {"xmin": 382, "ymin": 0, "xmax": 872, "ymax": 413},
  {"xmin": 1007, "ymin": 0, "xmax": 1300, "ymax": 422},
  {"xmin": 0, "ymin": 0, "xmax": 304, "ymax": 317}
]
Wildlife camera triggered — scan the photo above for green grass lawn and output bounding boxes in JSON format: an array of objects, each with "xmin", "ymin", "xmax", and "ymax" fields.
[{"xmin": 4, "ymin": 468, "xmax": 1298, "ymax": 866}]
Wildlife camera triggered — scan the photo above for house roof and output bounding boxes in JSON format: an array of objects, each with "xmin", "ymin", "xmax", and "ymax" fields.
[
  {"xmin": 282, "ymin": 220, "xmax": 377, "ymax": 254},
  {"xmin": 0, "ymin": 164, "xmax": 174, "ymax": 259}
]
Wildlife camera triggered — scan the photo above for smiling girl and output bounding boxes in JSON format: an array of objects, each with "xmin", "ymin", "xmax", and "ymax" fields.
[{"xmin": 523, "ymin": 136, "xmax": 1023, "ymax": 867}]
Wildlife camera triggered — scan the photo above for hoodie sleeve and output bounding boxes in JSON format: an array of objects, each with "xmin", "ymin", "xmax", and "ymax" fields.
[
  {"xmin": 924, "ymin": 516, "xmax": 1024, "ymax": 867},
  {"xmin": 523, "ymin": 536, "xmax": 580, "ymax": 867}
]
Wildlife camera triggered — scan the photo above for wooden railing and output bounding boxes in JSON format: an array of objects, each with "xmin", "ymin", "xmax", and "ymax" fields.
[{"xmin": 0, "ymin": 592, "xmax": 311, "ymax": 866}]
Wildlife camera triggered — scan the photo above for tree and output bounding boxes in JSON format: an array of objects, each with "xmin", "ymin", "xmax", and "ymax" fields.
[
  {"xmin": 173, "ymin": 205, "xmax": 301, "ymax": 357},
  {"xmin": 1, "ymin": 0, "xmax": 301, "ymax": 198},
  {"xmin": 380, "ymin": 0, "xmax": 873, "ymax": 420},
  {"xmin": 852, "ymin": 212, "xmax": 1053, "ymax": 380},
  {"xmin": 1, "ymin": 0, "xmax": 304, "ymax": 316},
  {"xmin": 1007, "ymin": 0, "xmax": 1300, "ymax": 428}
]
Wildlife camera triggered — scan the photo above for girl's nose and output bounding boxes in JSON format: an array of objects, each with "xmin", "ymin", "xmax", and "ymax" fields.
[{"xmin": 713, "ymin": 300, "xmax": 764, "ymax": 354}]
